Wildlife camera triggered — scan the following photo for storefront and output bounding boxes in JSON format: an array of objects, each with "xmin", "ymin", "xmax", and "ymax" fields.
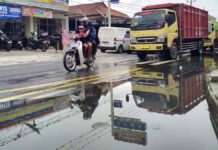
[
  {"xmin": 0, "ymin": 0, "xmax": 69, "ymax": 38},
  {"xmin": 0, "ymin": 5, "xmax": 24, "ymax": 40}
]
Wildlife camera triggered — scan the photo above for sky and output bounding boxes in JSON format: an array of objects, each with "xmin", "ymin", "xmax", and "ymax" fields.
[{"xmin": 69, "ymin": 0, "xmax": 218, "ymax": 19}]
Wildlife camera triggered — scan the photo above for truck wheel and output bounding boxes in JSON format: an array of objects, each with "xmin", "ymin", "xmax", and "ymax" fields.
[
  {"xmin": 100, "ymin": 49, "xmax": 106, "ymax": 53},
  {"xmin": 197, "ymin": 41, "xmax": 203, "ymax": 55},
  {"xmin": 136, "ymin": 51, "xmax": 147, "ymax": 60},
  {"xmin": 167, "ymin": 42, "xmax": 178, "ymax": 59},
  {"xmin": 127, "ymin": 50, "xmax": 132, "ymax": 54},
  {"xmin": 210, "ymin": 45, "xmax": 215, "ymax": 54},
  {"xmin": 117, "ymin": 45, "xmax": 124, "ymax": 53}
]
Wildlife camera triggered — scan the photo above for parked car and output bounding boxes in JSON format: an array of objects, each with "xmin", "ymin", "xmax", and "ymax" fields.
[{"xmin": 98, "ymin": 27, "xmax": 130, "ymax": 53}]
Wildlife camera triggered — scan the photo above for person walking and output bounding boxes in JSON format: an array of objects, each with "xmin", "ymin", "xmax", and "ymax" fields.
[{"xmin": 62, "ymin": 29, "xmax": 70, "ymax": 53}]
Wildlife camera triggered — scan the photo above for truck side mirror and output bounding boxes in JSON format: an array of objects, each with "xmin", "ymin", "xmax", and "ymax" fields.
[{"xmin": 212, "ymin": 26, "xmax": 215, "ymax": 32}]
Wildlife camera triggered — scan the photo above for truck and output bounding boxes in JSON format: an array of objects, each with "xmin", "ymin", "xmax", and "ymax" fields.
[
  {"xmin": 130, "ymin": 3, "xmax": 210, "ymax": 60},
  {"xmin": 203, "ymin": 21, "xmax": 216, "ymax": 53}
]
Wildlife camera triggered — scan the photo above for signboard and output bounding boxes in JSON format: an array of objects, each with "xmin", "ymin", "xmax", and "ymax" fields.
[
  {"xmin": 111, "ymin": 0, "xmax": 119, "ymax": 3},
  {"xmin": 5, "ymin": 0, "xmax": 69, "ymax": 11},
  {"xmin": 0, "ymin": 5, "xmax": 22, "ymax": 19},
  {"xmin": 114, "ymin": 128, "xmax": 147, "ymax": 145},
  {"xmin": 22, "ymin": 7, "xmax": 53, "ymax": 18},
  {"xmin": 113, "ymin": 100, "xmax": 123, "ymax": 108},
  {"xmin": 114, "ymin": 117, "xmax": 146, "ymax": 131}
]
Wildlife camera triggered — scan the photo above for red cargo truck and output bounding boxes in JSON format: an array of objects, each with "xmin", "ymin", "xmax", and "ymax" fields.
[{"xmin": 130, "ymin": 3, "xmax": 210, "ymax": 59}]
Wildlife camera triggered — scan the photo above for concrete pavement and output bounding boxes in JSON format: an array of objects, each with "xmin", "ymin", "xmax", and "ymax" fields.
[{"xmin": 0, "ymin": 49, "xmax": 63, "ymax": 66}]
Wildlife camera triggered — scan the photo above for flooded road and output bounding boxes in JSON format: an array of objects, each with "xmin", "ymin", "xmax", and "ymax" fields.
[{"xmin": 0, "ymin": 53, "xmax": 218, "ymax": 150}]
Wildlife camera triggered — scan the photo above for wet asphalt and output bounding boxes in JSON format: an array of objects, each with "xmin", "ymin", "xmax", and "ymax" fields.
[{"xmin": 0, "ymin": 52, "xmax": 218, "ymax": 150}]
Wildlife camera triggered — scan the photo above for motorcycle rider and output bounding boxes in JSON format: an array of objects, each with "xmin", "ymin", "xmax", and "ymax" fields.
[
  {"xmin": 87, "ymin": 22, "xmax": 97, "ymax": 59},
  {"xmin": 75, "ymin": 25, "xmax": 93, "ymax": 62}
]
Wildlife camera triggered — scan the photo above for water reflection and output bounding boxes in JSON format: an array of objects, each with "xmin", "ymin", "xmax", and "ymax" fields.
[
  {"xmin": 205, "ymin": 56, "xmax": 218, "ymax": 139},
  {"xmin": 131, "ymin": 57, "xmax": 205, "ymax": 114},
  {"xmin": 0, "ymin": 95, "xmax": 71, "ymax": 130},
  {"xmin": 110, "ymin": 82, "xmax": 147, "ymax": 146},
  {"xmin": 70, "ymin": 83, "xmax": 109, "ymax": 120}
]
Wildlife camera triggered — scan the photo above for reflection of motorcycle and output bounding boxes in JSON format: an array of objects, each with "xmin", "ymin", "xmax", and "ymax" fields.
[
  {"xmin": 63, "ymin": 37, "xmax": 95, "ymax": 72},
  {"xmin": 70, "ymin": 83, "xmax": 108, "ymax": 119},
  {"xmin": 26, "ymin": 32, "xmax": 48, "ymax": 52},
  {"xmin": 0, "ymin": 31, "xmax": 12, "ymax": 51}
]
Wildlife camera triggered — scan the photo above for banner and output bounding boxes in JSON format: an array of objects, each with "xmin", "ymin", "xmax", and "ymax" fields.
[
  {"xmin": 0, "ymin": 5, "xmax": 22, "ymax": 19},
  {"xmin": 22, "ymin": 7, "xmax": 53, "ymax": 18},
  {"xmin": 5, "ymin": 0, "xmax": 69, "ymax": 11}
]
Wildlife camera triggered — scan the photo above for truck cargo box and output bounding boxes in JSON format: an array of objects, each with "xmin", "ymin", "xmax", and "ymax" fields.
[{"xmin": 143, "ymin": 3, "xmax": 208, "ymax": 39}]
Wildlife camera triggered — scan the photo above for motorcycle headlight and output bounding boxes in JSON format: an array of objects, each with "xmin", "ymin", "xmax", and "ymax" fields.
[
  {"xmin": 130, "ymin": 37, "xmax": 137, "ymax": 44},
  {"xmin": 156, "ymin": 34, "xmax": 167, "ymax": 43}
]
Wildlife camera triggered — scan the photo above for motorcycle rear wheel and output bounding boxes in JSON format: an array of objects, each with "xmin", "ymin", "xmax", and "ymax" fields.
[
  {"xmin": 63, "ymin": 51, "xmax": 77, "ymax": 72},
  {"xmin": 40, "ymin": 44, "xmax": 47, "ymax": 52}
]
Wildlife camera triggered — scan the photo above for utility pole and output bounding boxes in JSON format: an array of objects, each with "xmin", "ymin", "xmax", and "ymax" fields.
[
  {"xmin": 187, "ymin": 0, "xmax": 196, "ymax": 6},
  {"xmin": 107, "ymin": 0, "xmax": 111, "ymax": 27}
]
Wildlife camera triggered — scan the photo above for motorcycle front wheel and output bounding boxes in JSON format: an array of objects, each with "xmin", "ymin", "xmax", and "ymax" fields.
[
  {"xmin": 5, "ymin": 44, "xmax": 11, "ymax": 51},
  {"xmin": 63, "ymin": 51, "xmax": 77, "ymax": 72}
]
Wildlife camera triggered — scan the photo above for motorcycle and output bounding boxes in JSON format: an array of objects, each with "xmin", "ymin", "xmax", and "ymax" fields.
[
  {"xmin": 12, "ymin": 39, "xmax": 23, "ymax": 50},
  {"xmin": 39, "ymin": 32, "xmax": 50, "ymax": 50},
  {"xmin": 63, "ymin": 37, "xmax": 94, "ymax": 72},
  {"xmin": 26, "ymin": 32, "xmax": 48, "ymax": 52},
  {"xmin": 0, "ymin": 31, "xmax": 12, "ymax": 51}
]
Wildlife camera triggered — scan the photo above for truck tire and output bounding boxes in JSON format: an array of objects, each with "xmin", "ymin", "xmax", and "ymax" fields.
[
  {"xmin": 210, "ymin": 45, "xmax": 215, "ymax": 54},
  {"xmin": 197, "ymin": 41, "xmax": 203, "ymax": 55},
  {"xmin": 126, "ymin": 50, "xmax": 132, "ymax": 54},
  {"xmin": 137, "ymin": 51, "xmax": 147, "ymax": 60},
  {"xmin": 100, "ymin": 49, "xmax": 106, "ymax": 53},
  {"xmin": 117, "ymin": 45, "xmax": 124, "ymax": 53},
  {"xmin": 167, "ymin": 42, "xmax": 178, "ymax": 60}
]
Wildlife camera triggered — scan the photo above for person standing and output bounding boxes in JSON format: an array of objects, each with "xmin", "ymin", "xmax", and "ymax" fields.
[
  {"xmin": 87, "ymin": 22, "xmax": 97, "ymax": 59},
  {"xmin": 62, "ymin": 29, "xmax": 70, "ymax": 53}
]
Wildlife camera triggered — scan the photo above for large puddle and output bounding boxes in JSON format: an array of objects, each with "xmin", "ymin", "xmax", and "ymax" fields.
[{"xmin": 1, "ymin": 55, "xmax": 218, "ymax": 150}]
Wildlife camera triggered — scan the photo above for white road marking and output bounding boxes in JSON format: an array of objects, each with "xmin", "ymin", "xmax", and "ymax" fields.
[
  {"xmin": 150, "ymin": 60, "xmax": 176, "ymax": 66},
  {"xmin": 135, "ymin": 60, "xmax": 157, "ymax": 65}
]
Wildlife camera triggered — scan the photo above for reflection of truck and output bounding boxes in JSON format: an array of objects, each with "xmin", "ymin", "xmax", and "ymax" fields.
[
  {"xmin": 131, "ymin": 60, "xmax": 205, "ymax": 114},
  {"xmin": 130, "ymin": 3, "xmax": 209, "ymax": 60}
]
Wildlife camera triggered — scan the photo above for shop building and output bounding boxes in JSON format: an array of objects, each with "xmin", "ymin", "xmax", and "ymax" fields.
[
  {"xmin": 69, "ymin": 2, "xmax": 130, "ymax": 31},
  {"xmin": 0, "ymin": 0, "xmax": 69, "ymax": 40}
]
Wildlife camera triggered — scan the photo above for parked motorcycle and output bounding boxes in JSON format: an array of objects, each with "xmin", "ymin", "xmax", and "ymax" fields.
[
  {"xmin": 0, "ymin": 31, "xmax": 12, "ymax": 51},
  {"xmin": 12, "ymin": 39, "xmax": 23, "ymax": 50},
  {"xmin": 63, "ymin": 37, "xmax": 95, "ymax": 72},
  {"xmin": 39, "ymin": 32, "xmax": 50, "ymax": 50},
  {"xmin": 26, "ymin": 32, "xmax": 48, "ymax": 52}
]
